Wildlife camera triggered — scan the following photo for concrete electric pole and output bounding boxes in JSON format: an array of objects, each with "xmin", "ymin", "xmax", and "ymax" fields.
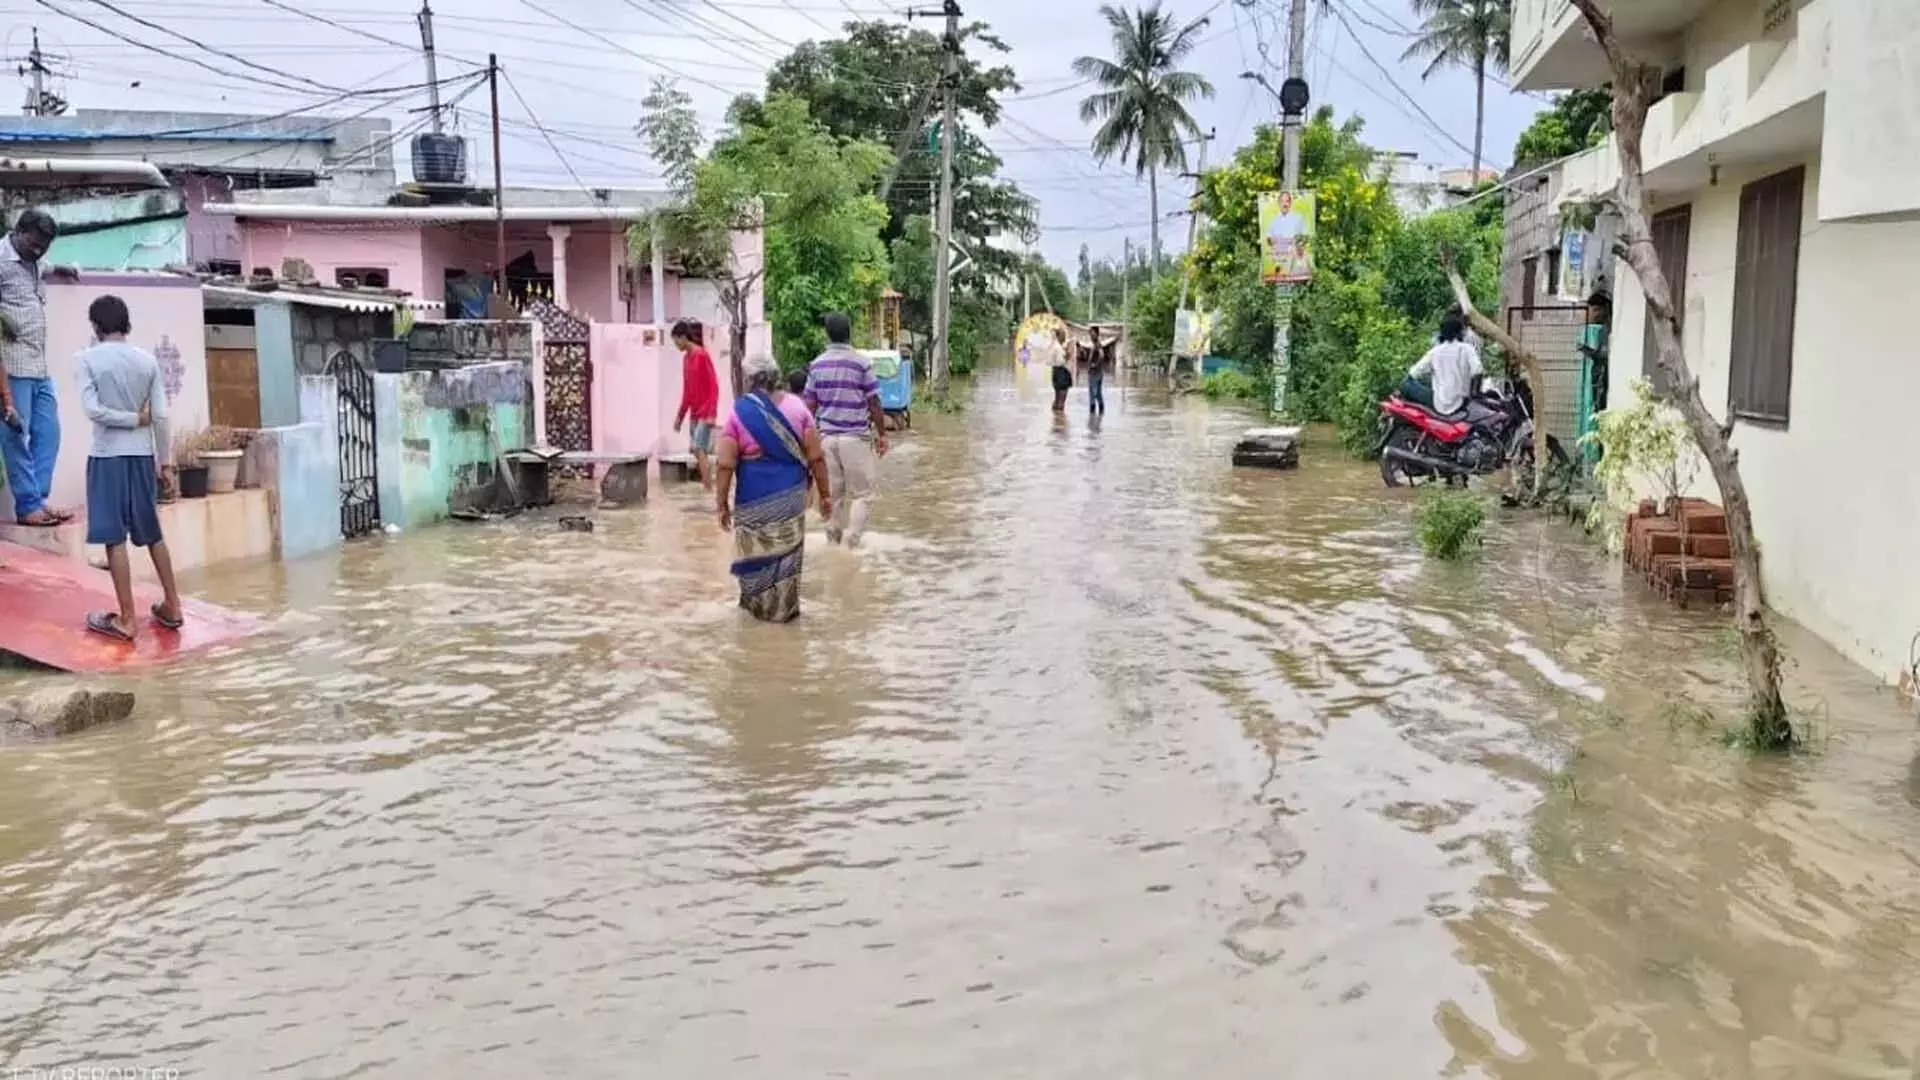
[
  {"xmin": 926, "ymin": 0, "xmax": 962, "ymax": 402},
  {"xmin": 1271, "ymin": 0, "xmax": 1310, "ymax": 417},
  {"xmin": 417, "ymin": 2, "xmax": 444, "ymax": 134}
]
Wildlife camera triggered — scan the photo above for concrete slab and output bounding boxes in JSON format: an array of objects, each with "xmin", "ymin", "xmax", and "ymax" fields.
[{"xmin": 0, "ymin": 543, "xmax": 261, "ymax": 673}]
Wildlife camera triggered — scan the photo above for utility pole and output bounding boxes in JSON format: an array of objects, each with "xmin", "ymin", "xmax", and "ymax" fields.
[
  {"xmin": 417, "ymin": 2, "xmax": 443, "ymax": 134},
  {"xmin": 20, "ymin": 29, "xmax": 56, "ymax": 117},
  {"xmin": 1121, "ymin": 238, "xmax": 1131, "ymax": 323},
  {"xmin": 1022, "ymin": 269, "xmax": 1031, "ymax": 323},
  {"xmin": 921, "ymin": 0, "xmax": 962, "ymax": 402},
  {"xmin": 488, "ymin": 54, "xmax": 508, "ymax": 360},
  {"xmin": 1271, "ymin": 0, "xmax": 1310, "ymax": 417}
]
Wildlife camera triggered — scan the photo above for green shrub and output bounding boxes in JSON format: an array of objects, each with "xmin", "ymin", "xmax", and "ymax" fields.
[
  {"xmin": 1416, "ymin": 489, "xmax": 1487, "ymax": 559},
  {"xmin": 1201, "ymin": 369, "xmax": 1260, "ymax": 400},
  {"xmin": 1336, "ymin": 310, "xmax": 1428, "ymax": 455}
]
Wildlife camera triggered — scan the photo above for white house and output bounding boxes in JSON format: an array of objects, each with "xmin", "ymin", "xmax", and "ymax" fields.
[{"xmin": 1510, "ymin": 0, "xmax": 1920, "ymax": 685}]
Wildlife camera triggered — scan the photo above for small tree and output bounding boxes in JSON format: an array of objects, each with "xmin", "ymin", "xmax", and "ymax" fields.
[
  {"xmin": 1582, "ymin": 377, "xmax": 1697, "ymax": 550},
  {"xmin": 635, "ymin": 78, "xmax": 760, "ymax": 396},
  {"xmin": 1568, "ymin": 0, "xmax": 1789, "ymax": 746}
]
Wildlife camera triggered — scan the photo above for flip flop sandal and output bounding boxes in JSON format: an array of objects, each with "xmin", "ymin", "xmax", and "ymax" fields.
[
  {"xmin": 86, "ymin": 611, "xmax": 135, "ymax": 642},
  {"xmin": 150, "ymin": 603, "xmax": 185, "ymax": 631},
  {"xmin": 18, "ymin": 511, "xmax": 60, "ymax": 527}
]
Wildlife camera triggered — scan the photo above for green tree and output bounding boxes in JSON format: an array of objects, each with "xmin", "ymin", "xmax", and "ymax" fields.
[
  {"xmin": 1401, "ymin": 0, "xmax": 1511, "ymax": 179},
  {"xmin": 638, "ymin": 87, "xmax": 892, "ymax": 378},
  {"xmin": 1073, "ymin": 2, "xmax": 1215, "ymax": 270},
  {"xmin": 1511, "ymin": 86, "xmax": 1612, "ymax": 166},
  {"xmin": 763, "ymin": 20, "xmax": 1034, "ymax": 287},
  {"xmin": 713, "ymin": 95, "xmax": 893, "ymax": 369}
]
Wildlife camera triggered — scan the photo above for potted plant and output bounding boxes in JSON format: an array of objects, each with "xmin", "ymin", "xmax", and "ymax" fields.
[
  {"xmin": 171, "ymin": 430, "xmax": 211, "ymax": 499},
  {"xmin": 199, "ymin": 425, "xmax": 249, "ymax": 494}
]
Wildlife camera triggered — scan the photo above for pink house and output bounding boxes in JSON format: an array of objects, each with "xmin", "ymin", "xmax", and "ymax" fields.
[{"xmin": 211, "ymin": 188, "xmax": 769, "ymax": 462}]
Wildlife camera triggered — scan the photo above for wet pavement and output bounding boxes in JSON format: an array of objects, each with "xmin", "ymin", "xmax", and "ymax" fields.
[{"xmin": 3, "ymin": 371, "xmax": 1919, "ymax": 1078}]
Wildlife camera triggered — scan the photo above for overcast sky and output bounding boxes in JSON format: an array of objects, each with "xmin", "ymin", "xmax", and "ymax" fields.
[{"xmin": 1, "ymin": 0, "xmax": 1542, "ymax": 268}]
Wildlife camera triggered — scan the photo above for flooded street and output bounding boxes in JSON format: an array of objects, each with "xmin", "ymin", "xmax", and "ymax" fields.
[{"xmin": 5, "ymin": 371, "xmax": 1920, "ymax": 1078}]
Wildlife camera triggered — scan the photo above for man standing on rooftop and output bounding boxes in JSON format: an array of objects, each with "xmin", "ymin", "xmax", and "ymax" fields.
[{"xmin": 803, "ymin": 312, "xmax": 887, "ymax": 548}]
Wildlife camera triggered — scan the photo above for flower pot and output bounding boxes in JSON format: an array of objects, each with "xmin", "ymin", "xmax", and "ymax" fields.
[
  {"xmin": 201, "ymin": 449, "xmax": 244, "ymax": 494},
  {"xmin": 176, "ymin": 465, "xmax": 210, "ymax": 499}
]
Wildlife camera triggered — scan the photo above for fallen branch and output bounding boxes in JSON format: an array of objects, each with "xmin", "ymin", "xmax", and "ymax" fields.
[{"xmin": 1441, "ymin": 252, "xmax": 1552, "ymax": 498}]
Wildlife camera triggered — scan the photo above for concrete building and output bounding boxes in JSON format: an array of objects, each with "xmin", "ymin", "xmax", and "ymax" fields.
[
  {"xmin": 0, "ymin": 109, "xmax": 396, "ymax": 271},
  {"xmin": 1510, "ymin": 0, "xmax": 1920, "ymax": 685},
  {"xmin": 1372, "ymin": 152, "xmax": 1498, "ymax": 217}
]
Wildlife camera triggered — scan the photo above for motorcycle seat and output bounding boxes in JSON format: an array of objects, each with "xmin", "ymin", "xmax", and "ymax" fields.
[{"xmin": 1393, "ymin": 396, "xmax": 1468, "ymax": 421}]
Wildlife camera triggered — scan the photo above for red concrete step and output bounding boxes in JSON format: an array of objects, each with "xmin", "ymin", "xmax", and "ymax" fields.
[{"xmin": 0, "ymin": 543, "xmax": 260, "ymax": 673}]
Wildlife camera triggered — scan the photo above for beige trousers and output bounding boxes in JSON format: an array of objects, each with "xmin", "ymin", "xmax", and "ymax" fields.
[{"xmin": 821, "ymin": 433, "xmax": 877, "ymax": 545}]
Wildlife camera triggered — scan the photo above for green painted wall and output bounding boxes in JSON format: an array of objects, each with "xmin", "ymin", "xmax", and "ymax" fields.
[{"xmin": 387, "ymin": 363, "xmax": 531, "ymax": 527}]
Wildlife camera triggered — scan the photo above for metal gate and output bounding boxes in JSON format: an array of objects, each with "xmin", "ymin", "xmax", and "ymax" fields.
[
  {"xmin": 523, "ymin": 298, "xmax": 593, "ymax": 475},
  {"xmin": 1505, "ymin": 303, "xmax": 1589, "ymax": 447},
  {"xmin": 327, "ymin": 349, "xmax": 381, "ymax": 539}
]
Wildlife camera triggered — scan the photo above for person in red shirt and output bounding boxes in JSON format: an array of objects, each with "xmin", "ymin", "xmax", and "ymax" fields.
[{"xmin": 670, "ymin": 319, "xmax": 721, "ymax": 491}]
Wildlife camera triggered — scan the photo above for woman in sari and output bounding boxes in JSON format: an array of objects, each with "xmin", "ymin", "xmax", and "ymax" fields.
[{"xmin": 714, "ymin": 354, "xmax": 833, "ymax": 622}]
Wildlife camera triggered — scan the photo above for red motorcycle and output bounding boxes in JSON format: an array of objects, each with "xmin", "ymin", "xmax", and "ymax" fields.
[{"xmin": 1375, "ymin": 376, "xmax": 1568, "ymax": 488}]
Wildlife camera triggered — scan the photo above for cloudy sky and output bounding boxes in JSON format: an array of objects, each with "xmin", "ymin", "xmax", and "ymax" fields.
[{"xmin": 2, "ymin": 0, "xmax": 1543, "ymax": 268}]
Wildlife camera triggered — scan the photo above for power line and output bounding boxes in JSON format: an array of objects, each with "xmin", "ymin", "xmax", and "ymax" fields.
[
  {"xmin": 67, "ymin": 0, "xmax": 340, "ymax": 91},
  {"xmin": 31, "ymin": 0, "xmax": 355, "ymax": 95},
  {"xmin": 1325, "ymin": 3, "xmax": 1504, "ymax": 171},
  {"xmin": 515, "ymin": 0, "xmax": 746, "ymax": 94},
  {"xmin": 498, "ymin": 67, "xmax": 628, "ymax": 218}
]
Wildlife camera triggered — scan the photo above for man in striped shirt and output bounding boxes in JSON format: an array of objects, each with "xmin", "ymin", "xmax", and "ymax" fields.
[{"xmin": 803, "ymin": 312, "xmax": 887, "ymax": 547}]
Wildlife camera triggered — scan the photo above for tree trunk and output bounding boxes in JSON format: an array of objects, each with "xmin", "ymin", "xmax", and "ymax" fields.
[
  {"xmin": 1443, "ymin": 263, "xmax": 1550, "ymax": 497},
  {"xmin": 1569, "ymin": 0, "xmax": 1790, "ymax": 747},
  {"xmin": 1472, "ymin": 54, "xmax": 1486, "ymax": 182},
  {"xmin": 1147, "ymin": 163, "xmax": 1160, "ymax": 283}
]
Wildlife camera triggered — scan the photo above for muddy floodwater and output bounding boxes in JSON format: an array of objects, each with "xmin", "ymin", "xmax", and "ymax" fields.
[{"xmin": 4, "ymin": 371, "xmax": 1920, "ymax": 1078}]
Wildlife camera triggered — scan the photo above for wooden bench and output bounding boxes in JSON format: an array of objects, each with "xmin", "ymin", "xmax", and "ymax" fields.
[{"xmin": 503, "ymin": 448, "xmax": 650, "ymax": 507}]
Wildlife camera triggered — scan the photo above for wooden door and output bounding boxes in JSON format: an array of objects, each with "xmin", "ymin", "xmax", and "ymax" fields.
[{"xmin": 206, "ymin": 347, "xmax": 261, "ymax": 429}]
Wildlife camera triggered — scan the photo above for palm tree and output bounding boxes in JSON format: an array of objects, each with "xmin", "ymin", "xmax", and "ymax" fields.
[
  {"xmin": 1073, "ymin": 3, "xmax": 1215, "ymax": 272},
  {"xmin": 1402, "ymin": 0, "xmax": 1511, "ymax": 181}
]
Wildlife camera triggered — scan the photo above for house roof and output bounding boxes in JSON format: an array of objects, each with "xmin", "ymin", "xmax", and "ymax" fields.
[
  {"xmin": 203, "ymin": 282, "xmax": 443, "ymax": 315},
  {"xmin": 207, "ymin": 203, "xmax": 662, "ymax": 224}
]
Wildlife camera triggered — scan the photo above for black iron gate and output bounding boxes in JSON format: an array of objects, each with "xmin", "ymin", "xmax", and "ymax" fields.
[{"xmin": 327, "ymin": 350, "xmax": 381, "ymax": 539}]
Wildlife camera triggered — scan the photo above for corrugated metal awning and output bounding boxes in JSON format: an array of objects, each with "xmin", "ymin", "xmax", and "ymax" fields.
[{"xmin": 202, "ymin": 284, "xmax": 443, "ymax": 315}]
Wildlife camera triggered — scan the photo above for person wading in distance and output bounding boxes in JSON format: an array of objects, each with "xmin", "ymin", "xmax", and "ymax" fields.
[{"xmin": 803, "ymin": 312, "xmax": 887, "ymax": 547}]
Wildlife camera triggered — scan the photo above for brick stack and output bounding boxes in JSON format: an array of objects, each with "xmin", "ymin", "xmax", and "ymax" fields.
[{"xmin": 1624, "ymin": 497, "xmax": 1734, "ymax": 609}]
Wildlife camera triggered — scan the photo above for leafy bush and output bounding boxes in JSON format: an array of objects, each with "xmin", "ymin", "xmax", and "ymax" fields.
[
  {"xmin": 1335, "ymin": 309, "xmax": 1428, "ymax": 455},
  {"xmin": 1416, "ymin": 489, "xmax": 1487, "ymax": 559},
  {"xmin": 1201, "ymin": 369, "xmax": 1259, "ymax": 400}
]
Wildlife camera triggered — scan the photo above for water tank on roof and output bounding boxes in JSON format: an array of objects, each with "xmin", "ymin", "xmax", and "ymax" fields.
[{"xmin": 411, "ymin": 132, "xmax": 468, "ymax": 186}]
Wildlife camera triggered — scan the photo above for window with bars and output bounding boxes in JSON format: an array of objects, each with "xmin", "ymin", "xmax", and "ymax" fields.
[
  {"xmin": 1642, "ymin": 205, "xmax": 1692, "ymax": 393},
  {"xmin": 1728, "ymin": 165, "xmax": 1806, "ymax": 426}
]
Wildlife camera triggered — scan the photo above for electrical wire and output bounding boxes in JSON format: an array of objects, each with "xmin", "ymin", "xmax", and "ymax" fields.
[
  {"xmin": 498, "ymin": 68, "xmax": 628, "ymax": 220},
  {"xmin": 31, "ymin": 0, "xmax": 359, "ymax": 96},
  {"xmin": 515, "ymin": 0, "xmax": 741, "ymax": 95},
  {"xmin": 68, "ymin": 0, "xmax": 342, "ymax": 91},
  {"xmin": 1325, "ymin": 3, "xmax": 1505, "ymax": 171}
]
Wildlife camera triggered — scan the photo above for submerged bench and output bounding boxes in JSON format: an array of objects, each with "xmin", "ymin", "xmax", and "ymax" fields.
[{"xmin": 502, "ymin": 448, "xmax": 650, "ymax": 507}]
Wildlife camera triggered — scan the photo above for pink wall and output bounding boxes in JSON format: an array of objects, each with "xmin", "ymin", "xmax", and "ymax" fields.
[
  {"xmin": 244, "ymin": 222, "xmax": 428, "ymax": 295},
  {"xmin": 567, "ymin": 228, "xmax": 621, "ymax": 325},
  {"xmin": 588, "ymin": 324, "xmax": 734, "ymax": 461},
  {"xmin": 28, "ymin": 276, "xmax": 210, "ymax": 514}
]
